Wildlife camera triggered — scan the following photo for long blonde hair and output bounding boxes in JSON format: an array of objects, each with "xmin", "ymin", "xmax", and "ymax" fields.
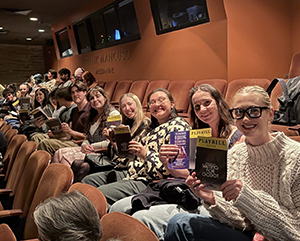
[{"xmin": 119, "ymin": 93, "xmax": 148, "ymax": 134}]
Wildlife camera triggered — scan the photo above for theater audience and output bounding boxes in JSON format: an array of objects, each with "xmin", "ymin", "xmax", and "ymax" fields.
[
  {"xmin": 82, "ymin": 88, "xmax": 191, "ymax": 209},
  {"xmin": 52, "ymin": 86, "xmax": 119, "ymax": 169},
  {"xmin": 33, "ymin": 191, "xmax": 102, "ymax": 241},
  {"xmin": 37, "ymin": 81, "xmax": 89, "ymax": 155},
  {"xmin": 71, "ymin": 92, "xmax": 150, "ymax": 182},
  {"xmin": 164, "ymin": 85, "xmax": 300, "ymax": 241},
  {"xmin": 110, "ymin": 84, "xmax": 243, "ymax": 240}
]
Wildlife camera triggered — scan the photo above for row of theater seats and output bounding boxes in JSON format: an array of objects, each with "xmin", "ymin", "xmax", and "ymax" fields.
[
  {"xmin": 0, "ymin": 120, "xmax": 159, "ymax": 241},
  {"xmin": 100, "ymin": 78, "xmax": 300, "ymax": 136}
]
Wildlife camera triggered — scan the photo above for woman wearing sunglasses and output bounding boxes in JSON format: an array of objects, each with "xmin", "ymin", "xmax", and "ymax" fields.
[{"xmin": 165, "ymin": 85, "xmax": 300, "ymax": 241}]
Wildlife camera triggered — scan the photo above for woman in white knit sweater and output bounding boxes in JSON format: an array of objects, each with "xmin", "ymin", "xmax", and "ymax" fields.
[{"xmin": 165, "ymin": 85, "xmax": 300, "ymax": 241}]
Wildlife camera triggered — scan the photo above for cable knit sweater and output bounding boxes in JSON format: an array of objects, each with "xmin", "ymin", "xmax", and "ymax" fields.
[{"xmin": 205, "ymin": 132, "xmax": 300, "ymax": 241}]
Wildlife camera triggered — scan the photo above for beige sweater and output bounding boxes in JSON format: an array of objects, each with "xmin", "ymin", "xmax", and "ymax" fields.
[{"xmin": 205, "ymin": 132, "xmax": 300, "ymax": 241}]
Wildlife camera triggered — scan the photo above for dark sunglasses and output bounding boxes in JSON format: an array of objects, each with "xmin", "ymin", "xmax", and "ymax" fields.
[{"xmin": 229, "ymin": 106, "xmax": 269, "ymax": 120}]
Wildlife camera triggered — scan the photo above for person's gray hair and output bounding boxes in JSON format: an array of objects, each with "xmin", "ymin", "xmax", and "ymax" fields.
[{"xmin": 33, "ymin": 191, "xmax": 102, "ymax": 241}]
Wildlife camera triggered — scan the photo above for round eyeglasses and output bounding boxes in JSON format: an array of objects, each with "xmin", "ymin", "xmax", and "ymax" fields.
[{"xmin": 229, "ymin": 106, "xmax": 269, "ymax": 120}]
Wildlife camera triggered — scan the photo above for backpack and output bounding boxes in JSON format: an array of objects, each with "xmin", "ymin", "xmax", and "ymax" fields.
[{"xmin": 266, "ymin": 77, "xmax": 300, "ymax": 126}]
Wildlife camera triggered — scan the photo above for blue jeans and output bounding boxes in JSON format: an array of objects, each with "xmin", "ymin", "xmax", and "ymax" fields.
[{"xmin": 164, "ymin": 213, "xmax": 254, "ymax": 241}]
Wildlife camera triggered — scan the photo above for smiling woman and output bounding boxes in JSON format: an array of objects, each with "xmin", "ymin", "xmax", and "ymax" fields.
[
  {"xmin": 52, "ymin": 86, "xmax": 119, "ymax": 169},
  {"xmin": 165, "ymin": 85, "xmax": 300, "ymax": 241}
]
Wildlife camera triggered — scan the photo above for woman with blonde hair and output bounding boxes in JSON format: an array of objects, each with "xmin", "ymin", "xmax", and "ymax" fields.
[{"xmin": 73, "ymin": 92, "xmax": 151, "ymax": 182}]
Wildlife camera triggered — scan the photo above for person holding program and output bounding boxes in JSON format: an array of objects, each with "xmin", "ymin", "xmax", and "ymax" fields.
[
  {"xmin": 51, "ymin": 87, "xmax": 119, "ymax": 171},
  {"xmin": 82, "ymin": 88, "xmax": 191, "ymax": 209},
  {"xmin": 164, "ymin": 85, "xmax": 300, "ymax": 241},
  {"xmin": 72, "ymin": 92, "xmax": 150, "ymax": 182},
  {"xmin": 110, "ymin": 84, "xmax": 243, "ymax": 240}
]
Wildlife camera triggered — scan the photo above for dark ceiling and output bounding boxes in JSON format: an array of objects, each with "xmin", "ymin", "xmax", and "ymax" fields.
[{"xmin": 0, "ymin": 0, "xmax": 93, "ymax": 45}]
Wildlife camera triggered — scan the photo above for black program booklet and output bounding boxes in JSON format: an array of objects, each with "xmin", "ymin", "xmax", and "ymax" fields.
[
  {"xmin": 113, "ymin": 126, "xmax": 134, "ymax": 159},
  {"xmin": 195, "ymin": 136, "xmax": 228, "ymax": 190}
]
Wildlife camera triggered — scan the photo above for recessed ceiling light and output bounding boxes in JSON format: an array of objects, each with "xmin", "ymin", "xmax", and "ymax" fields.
[
  {"xmin": 26, "ymin": 37, "xmax": 32, "ymax": 41},
  {"xmin": 0, "ymin": 27, "xmax": 3, "ymax": 30},
  {"xmin": 38, "ymin": 29, "xmax": 45, "ymax": 33},
  {"xmin": 30, "ymin": 17, "xmax": 38, "ymax": 21}
]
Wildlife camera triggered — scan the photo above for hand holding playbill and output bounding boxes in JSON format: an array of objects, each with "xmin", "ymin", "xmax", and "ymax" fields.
[{"xmin": 186, "ymin": 172, "xmax": 215, "ymax": 205}]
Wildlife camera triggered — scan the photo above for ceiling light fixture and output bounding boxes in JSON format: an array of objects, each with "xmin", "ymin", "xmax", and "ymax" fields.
[
  {"xmin": 29, "ymin": 17, "xmax": 38, "ymax": 21},
  {"xmin": 38, "ymin": 29, "xmax": 45, "ymax": 33},
  {"xmin": 26, "ymin": 37, "xmax": 32, "ymax": 41},
  {"xmin": 0, "ymin": 27, "xmax": 3, "ymax": 30}
]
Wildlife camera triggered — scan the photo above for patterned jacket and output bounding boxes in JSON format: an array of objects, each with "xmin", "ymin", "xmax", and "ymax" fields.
[{"xmin": 124, "ymin": 116, "xmax": 191, "ymax": 182}]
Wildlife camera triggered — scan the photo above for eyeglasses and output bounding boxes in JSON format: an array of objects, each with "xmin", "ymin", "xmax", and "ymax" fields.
[
  {"xmin": 148, "ymin": 96, "xmax": 167, "ymax": 106},
  {"xmin": 229, "ymin": 106, "xmax": 269, "ymax": 120}
]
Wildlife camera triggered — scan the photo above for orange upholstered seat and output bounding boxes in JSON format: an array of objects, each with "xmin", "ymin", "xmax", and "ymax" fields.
[
  {"xmin": 68, "ymin": 182, "xmax": 107, "ymax": 218},
  {"xmin": 100, "ymin": 212, "xmax": 159, "ymax": 241},
  {"xmin": 128, "ymin": 80, "xmax": 149, "ymax": 102},
  {"xmin": 103, "ymin": 81, "xmax": 118, "ymax": 101},
  {"xmin": 225, "ymin": 78, "xmax": 271, "ymax": 107},
  {"xmin": 4, "ymin": 129, "xmax": 18, "ymax": 148},
  {"xmin": 1, "ymin": 135, "xmax": 27, "ymax": 181},
  {"xmin": 167, "ymin": 80, "xmax": 195, "ymax": 113},
  {"xmin": 22, "ymin": 163, "xmax": 73, "ymax": 239},
  {"xmin": 195, "ymin": 79, "xmax": 228, "ymax": 97},
  {"xmin": 0, "ymin": 223, "xmax": 16, "ymax": 241}
]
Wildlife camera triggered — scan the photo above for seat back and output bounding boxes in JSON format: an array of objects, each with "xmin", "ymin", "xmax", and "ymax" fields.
[
  {"xmin": 288, "ymin": 52, "xmax": 300, "ymax": 78},
  {"xmin": 1, "ymin": 124, "xmax": 12, "ymax": 135},
  {"xmin": 100, "ymin": 212, "xmax": 159, "ymax": 241},
  {"xmin": 0, "ymin": 120, "xmax": 6, "ymax": 129},
  {"xmin": 167, "ymin": 80, "xmax": 195, "ymax": 113},
  {"xmin": 2, "ymin": 135, "xmax": 27, "ymax": 180},
  {"xmin": 128, "ymin": 80, "xmax": 149, "ymax": 103},
  {"xmin": 97, "ymin": 81, "xmax": 106, "ymax": 88},
  {"xmin": 111, "ymin": 80, "xmax": 133, "ymax": 104},
  {"xmin": 103, "ymin": 81, "xmax": 118, "ymax": 101},
  {"xmin": 68, "ymin": 183, "xmax": 107, "ymax": 218},
  {"xmin": 12, "ymin": 150, "xmax": 50, "ymax": 217},
  {"xmin": 23, "ymin": 163, "xmax": 73, "ymax": 239},
  {"xmin": 142, "ymin": 80, "xmax": 170, "ymax": 110},
  {"xmin": 194, "ymin": 79, "xmax": 228, "ymax": 97},
  {"xmin": 225, "ymin": 78, "xmax": 270, "ymax": 107},
  {"xmin": 0, "ymin": 223, "xmax": 16, "ymax": 241},
  {"xmin": 4, "ymin": 129, "xmax": 18, "ymax": 147},
  {"xmin": 6, "ymin": 141, "xmax": 37, "ymax": 195}
]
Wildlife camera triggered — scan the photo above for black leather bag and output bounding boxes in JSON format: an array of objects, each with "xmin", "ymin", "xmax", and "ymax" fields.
[{"xmin": 84, "ymin": 153, "xmax": 115, "ymax": 172}]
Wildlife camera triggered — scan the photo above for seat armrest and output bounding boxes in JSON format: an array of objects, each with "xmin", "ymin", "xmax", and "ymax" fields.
[
  {"xmin": 0, "ymin": 208, "xmax": 23, "ymax": 218},
  {"xmin": 0, "ymin": 188, "xmax": 12, "ymax": 195}
]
